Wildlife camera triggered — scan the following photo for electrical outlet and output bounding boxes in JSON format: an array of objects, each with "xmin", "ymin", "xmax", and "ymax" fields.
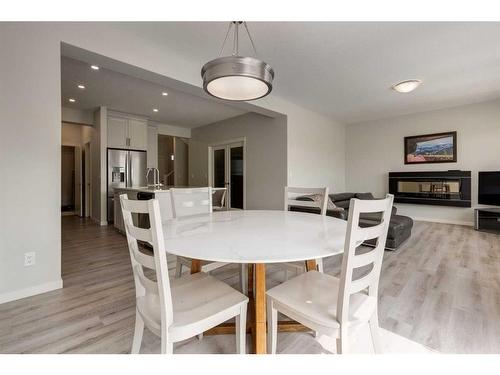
[{"xmin": 24, "ymin": 252, "xmax": 36, "ymax": 267}]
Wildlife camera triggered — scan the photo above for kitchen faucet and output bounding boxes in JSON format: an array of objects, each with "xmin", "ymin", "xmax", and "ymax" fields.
[{"xmin": 146, "ymin": 167, "xmax": 162, "ymax": 187}]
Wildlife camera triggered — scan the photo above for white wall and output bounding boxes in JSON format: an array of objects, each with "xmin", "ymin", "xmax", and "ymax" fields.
[
  {"xmin": 0, "ymin": 24, "xmax": 62, "ymax": 303},
  {"xmin": 0, "ymin": 22, "xmax": 346, "ymax": 303},
  {"xmin": 152, "ymin": 121, "xmax": 191, "ymax": 139},
  {"xmin": 346, "ymin": 99, "xmax": 500, "ymax": 225},
  {"xmin": 285, "ymin": 105, "xmax": 346, "ymax": 192},
  {"xmin": 189, "ymin": 113, "xmax": 287, "ymax": 210},
  {"xmin": 62, "ymin": 123, "xmax": 84, "ymax": 146},
  {"xmin": 61, "ymin": 106, "xmax": 93, "ymax": 125}
]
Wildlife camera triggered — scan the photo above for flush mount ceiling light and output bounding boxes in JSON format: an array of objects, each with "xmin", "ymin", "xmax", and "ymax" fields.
[
  {"xmin": 68, "ymin": 98, "xmax": 76, "ymax": 103},
  {"xmin": 201, "ymin": 21, "xmax": 274, "ymax": 101},
  {"xmin": 392, "ymin": 79, "xmax": 422, "ymax": 93},
  {"xmin": 77, "ymin": 84, "xmax": 85, "ymax": 89},
  {"xmin": 153, "ymin": 108, "xmax": 159, "ymax": 112},
  {"xmin": 162, "ymin": 92, "xmax": 168, "ymax": 96},
  {"xmin": 90, "ymin": 65, "xmax": 99, "ymax": 70}
]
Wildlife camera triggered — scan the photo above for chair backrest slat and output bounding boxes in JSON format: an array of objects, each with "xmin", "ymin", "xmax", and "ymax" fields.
[
  {"xmin": 126, "ymin": 224, "xmax": 153, "ymax": 244},
  {"xmin": 349, "ymin": 272, "xmax": 376, "ymax": 294},
  {"xmin": 336, "ymin": 194, "xmax": 394, "ymax": 325},
  {"xmin": 354, "ymin": 223, "xmax": 386, "ymax": 242},
  {"xmin": 284, "ymin": 186, "xmax": 329, "ymax": 215},
  {"xmin": 170, "ymin": 187, "xmax": 213, "ymax": 218},
  {"xmin": 133, "ymin": 249, "xmax": 156, "ymax": 270},
  {"xmin": 121, "ymin": 198, "xmax": 150, "ymax": 214},
  {"xmin": 135, "ymin": 265, "xmax": 160, "ymax": 295},
  {"xmin": 120, "ymin": 194, "xmax": 173, "ymax": 329},
  {"xmin": 351, "ymin": 249, "xmax": 379, "ymax": 269}
]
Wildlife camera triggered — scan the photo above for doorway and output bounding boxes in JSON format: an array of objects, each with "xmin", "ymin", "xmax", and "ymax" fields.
[
  {"xmin": 61, "ymin": 146, "xmax": 76, "ymax": 215},
  {"xmin": 209, "ymin": 140, "xmax": 245, "ymax": 209},
  {"xmin": 158, "ymin": 135, "xmax": 190, "ymax": 187}
]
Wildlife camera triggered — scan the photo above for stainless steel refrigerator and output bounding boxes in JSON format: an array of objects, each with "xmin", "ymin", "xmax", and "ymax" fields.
[{"xmin": 107, "ymin": 148, "xmax": 147, "ymax": 222}]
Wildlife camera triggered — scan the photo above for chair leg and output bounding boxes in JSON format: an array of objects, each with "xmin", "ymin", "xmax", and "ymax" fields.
[
  {"xmin": 336, "ymin": 326, "xmax": 348, "ymax": 354},
  {"xmin": 369, "ymin": 310, "xmax": 382, "ymax": 354},
  {"xmin": 267, "ymin": 298, "xmax": 278, "ymax": 354},
  {"xmin": 317, "ymin": 258, "xmax": 324, "ymax": 273},
  {"xmin": 161, "ymin": 332, "xmax": 173, "ymax": 354},
  {"xmin": 131, "ymin": 310, "xmax": 144, "ymax": 354},
  {"xmin": 240, "ymin": 263, "xmax": 248, "ymax": 295},
  {"xmin": 236, "ymin": 304, "xmax": 247, "ymax": 354},
  {"xmin": 175, "ymin": 259, "xmax": 183, "ymax": 278}
]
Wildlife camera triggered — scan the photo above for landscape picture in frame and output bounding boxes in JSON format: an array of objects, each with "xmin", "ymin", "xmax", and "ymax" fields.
[{"xmin": 404, "ymin": 131, "xmax": 457, "ymax": 164}]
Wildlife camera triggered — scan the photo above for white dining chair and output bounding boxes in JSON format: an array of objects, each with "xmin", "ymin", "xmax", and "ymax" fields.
[
  {"xmin": 266, "ymin": 194, "xmax": 394, "ymax": 354},
  {"xmin": 280, "ymin": 186, "xmax": 329, "ymax": 279},
  {"xmin": 212, "ymin": 187, "xmax": 228, "ymax": 211},
  {"xmin": 170, "ymin": 187, "xmax": 248, "ymax": 295},
  {"xmin": 120, "ymin": 194, "xmax": 248, "ymax": 354}
]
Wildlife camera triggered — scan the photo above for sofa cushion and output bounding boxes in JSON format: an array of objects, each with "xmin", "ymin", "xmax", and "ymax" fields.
[
  {"xmin": 334, "ymin": 200, "xmax": 351, "ymax": 209},
  {"xmin": 330, "ymin": 193, "xmax": 355, "ymax": 202},
  {"xmin": 360, "ymin": 214, "xmax": 413, "ymax": 240},
  {"xmin": 355, "ymin": 192, "xmax": 375, "ymax": 200},
  {"xmin": 296, "ymin": 194, "xmax": 339, "ymax": 211}
]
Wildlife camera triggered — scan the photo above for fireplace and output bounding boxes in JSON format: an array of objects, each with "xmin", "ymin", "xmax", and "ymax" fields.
[{"xmin": 389, "ymin": 171, "xmax": 471, "ymax": 207}]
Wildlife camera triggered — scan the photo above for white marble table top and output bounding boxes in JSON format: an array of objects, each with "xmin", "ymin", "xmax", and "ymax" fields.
[{"xmin": 162, "ymin": 210, "xmax": 347, "ymax": 264}]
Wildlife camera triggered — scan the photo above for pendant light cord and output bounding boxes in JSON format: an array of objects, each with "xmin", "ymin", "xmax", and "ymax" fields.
[
  {"xmin": 243, "ymin": 22, "xmax": 259, "ymax": 57},
  {"xmin": 218, "ymin": 22, "xmax": 233, "ymax": 57},
  {"xmin": 218, "ymin": 21, "xmax": 259, "ymax": 58}
]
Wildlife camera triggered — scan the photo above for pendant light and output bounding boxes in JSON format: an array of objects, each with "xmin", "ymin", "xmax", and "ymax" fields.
[{"xmin": 201, "ymin": 21, "xmax": 274, "ymax": 101}]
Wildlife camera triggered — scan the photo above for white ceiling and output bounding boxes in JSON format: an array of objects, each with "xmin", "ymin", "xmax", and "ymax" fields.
[
  {"xmin": 61, "ymin": 56, "xmax": 247, "ymax": 128},
  {"xmin": 114, "ymin": 22, "xmax": 500, "ymax": 124}
]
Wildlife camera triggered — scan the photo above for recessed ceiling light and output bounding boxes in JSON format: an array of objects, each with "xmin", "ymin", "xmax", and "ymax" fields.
[
  {"xmin": 90, "ymin": 65, "xmax": 99, "ymax": 70},
  {"xmin": 153, "ymin": 108, "xmax": 159, "ymax": 112},
  {"xmin": 77, "ymin": 84, "xmax": 86, "ymax": 89},
  {"xmin": 162, "ymin": 92, "xmax": 168, "ymax": 96},
  {"xmin": 68, "ymin": 98, "xmax": 76, "ymax": 103},
  {"xmin": 392, "ymin": 79, "xmax": 422, "ymax": 93}
]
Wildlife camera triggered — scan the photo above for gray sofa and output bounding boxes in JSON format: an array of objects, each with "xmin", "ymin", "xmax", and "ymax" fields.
[{"xmin": 290, "ymin": 192, "xmax": 413, "ymax": 250}]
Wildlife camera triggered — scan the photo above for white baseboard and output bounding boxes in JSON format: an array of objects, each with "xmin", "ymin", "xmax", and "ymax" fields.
[
  {"xmin": 0, "ymin": 279, "xmax": 63, "ymax": 305},
  {"xmin": 413, "ymin": 217, "xmax": 473, "ymax": 226}
]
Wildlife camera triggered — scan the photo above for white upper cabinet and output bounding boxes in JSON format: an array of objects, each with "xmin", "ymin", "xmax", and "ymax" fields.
[
  {"xmin": 107, "ymin": 116, "xmax": 128, "ymax": 149},
  {"xmin": 128, "ymin": 119, "xmax": 148, "ymax": 151},
  {"xmin": 107, "ymin": 115, "xmax": 148, "ymax": 151}
]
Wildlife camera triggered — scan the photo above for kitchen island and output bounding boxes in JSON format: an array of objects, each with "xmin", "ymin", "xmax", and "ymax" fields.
[{"xmin": 112, "ymin": 186, "xmax": 173, "ymax": 232}]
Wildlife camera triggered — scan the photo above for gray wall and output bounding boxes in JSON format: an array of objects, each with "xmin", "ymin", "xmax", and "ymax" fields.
[
  {"xmin": 346, "ymin": 99, "xmax": 500, "ymax": 225},
  {"xmin": 189, "ymin": 113, "xmax": 287, "ymax": 210},
  {"xmin": 0, "ymin": 24, "xmax": 62, "ymax": 302},
  {"xmin": 0, "ymin": 22, "xmax": 344, "ymax": 303}
]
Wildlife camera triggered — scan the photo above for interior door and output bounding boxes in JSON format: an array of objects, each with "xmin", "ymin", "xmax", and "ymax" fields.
[{"xmin": 211, "ymin": 141, "xmax": 244, "ymax": 209}]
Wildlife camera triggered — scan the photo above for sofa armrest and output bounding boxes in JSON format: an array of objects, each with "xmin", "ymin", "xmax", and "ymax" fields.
[{"xmin": 327, "ymin": 209, "xmax": 347, "ymax": 220}]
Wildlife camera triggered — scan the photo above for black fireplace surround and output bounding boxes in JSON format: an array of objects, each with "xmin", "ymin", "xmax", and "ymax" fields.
[{"xmin": 389, "ymin": 170, "xmax": 471, "ymax": 207}]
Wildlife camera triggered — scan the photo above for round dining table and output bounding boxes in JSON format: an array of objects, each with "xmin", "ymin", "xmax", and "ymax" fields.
[{"xmin": 162, "ymin": 210, "xmax": 348, "ymax": 354}]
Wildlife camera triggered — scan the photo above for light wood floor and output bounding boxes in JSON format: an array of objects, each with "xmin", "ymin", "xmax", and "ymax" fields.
[{"xmin": 0, "ymin": 217, "xmax": 499, "ymax": 354}]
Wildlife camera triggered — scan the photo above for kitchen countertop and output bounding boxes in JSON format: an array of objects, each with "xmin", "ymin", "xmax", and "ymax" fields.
[{"xmin": 112, "ymin": 186, "xmax": 174, "ymax": 194}]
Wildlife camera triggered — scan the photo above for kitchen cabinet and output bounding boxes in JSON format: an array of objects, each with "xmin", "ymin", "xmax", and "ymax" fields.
[
  {"xmin": 107, "ymin": 116, "xmax": 128, "ymax": 149},
  {"xmin": 107, "ymin": 115, "xmax": 148, "ymax": 151}
]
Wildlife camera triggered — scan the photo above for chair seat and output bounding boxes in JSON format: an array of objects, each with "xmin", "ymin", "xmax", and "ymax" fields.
[
  {"xmin": 267, "ymin": 270, "xmax": 376, "ymax": 330},
  {"xmin": 137, "ymin": 272, "xmax": 248, "ymax": 341}
]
